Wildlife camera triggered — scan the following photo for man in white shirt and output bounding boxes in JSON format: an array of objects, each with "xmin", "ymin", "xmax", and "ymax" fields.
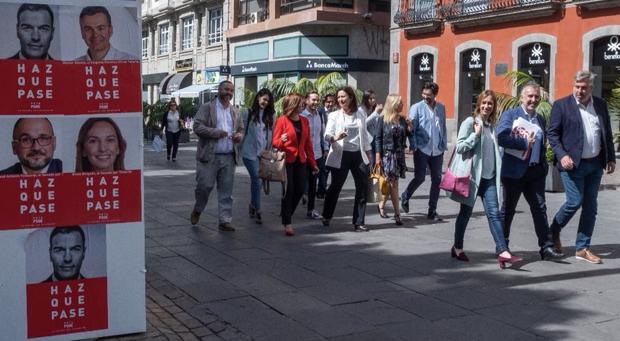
[
  {"xmin": 547, "ymin": 70, "xmax": 616, "ymax": 264},
  {"xmin": 75, "ymin": 6, "xmax": 138, "ymax": 61},
  {"xmin": 190, "ymin": 81, "xmax": 244, "ymax": 231}
]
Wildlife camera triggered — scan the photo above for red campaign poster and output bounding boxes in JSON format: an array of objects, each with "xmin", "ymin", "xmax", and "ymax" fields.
[
  {"xmin": 63, "ymin": 171, "xmax": 142, "ymax": 224},
  {"xmin": 26, "ymin": 278, "xmax": 108, "ymax": 338},
  {"xmin": 0, "ymin": 60, "xmax": 141, "ymax": 114},
  {"xmin": 0, "ymin": 171, "xmax": 141, "ymax": 229},
  {"xmin": 0, "ymin": 173, "xmax": 63, "ymax": 228}
]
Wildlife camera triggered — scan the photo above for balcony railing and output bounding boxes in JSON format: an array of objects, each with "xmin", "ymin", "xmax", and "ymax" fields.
[
  {"xmin": 281, "ymin": 0, "xmax": 320, "ymax": 15},
  {"xmin": 442, "ymin": 0, "xmax": 562, "ymax": 28},
  {"xmin": 394, "ymin": 1, "xmax": 440, "ymax": 26}
]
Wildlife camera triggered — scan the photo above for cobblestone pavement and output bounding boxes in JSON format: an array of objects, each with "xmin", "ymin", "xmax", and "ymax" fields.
[{"xmin": 102, "ymin": 141, "xmax": 620, "ymax": 341}]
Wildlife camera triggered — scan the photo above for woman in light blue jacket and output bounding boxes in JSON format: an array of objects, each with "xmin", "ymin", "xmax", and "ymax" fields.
[
  {"xmin": 240, "ymin": 88, "xmax": 274, "ymax": 224},
  {"xmin": 447, "ymin": 90, "xmax": 522, "ymax": 268}
]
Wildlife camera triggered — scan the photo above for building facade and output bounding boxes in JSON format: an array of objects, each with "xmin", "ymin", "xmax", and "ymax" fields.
[
  {"xmin": 226, "ymin": 0, "xmax": 391, "ymax": 105},
  {"xmin": 394, "ymin": 0, "xmax": 620, "ymax": 140},
  {"xmin": 141, "ymin": 0, "xmax": 230, "ymax": 104}
]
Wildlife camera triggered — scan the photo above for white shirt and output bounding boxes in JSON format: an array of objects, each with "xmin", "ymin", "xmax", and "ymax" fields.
[
  {"xmin": 576, "ymin": 97, "xmax": 601, "ymax": 159},
  {"xmin": 342, "ymin": 113, "xmax": 361, "ymax": 152},
  {"xmin": 167, "ymin": 110, "xmax": 180, "ymax": 133},
  {"xmin": 75, "ymin": 45, "xmax": 139, "ymax": 61},
  {"xmin": 215, "ymin": 100, "xmax": 233, "ymax": 154}
]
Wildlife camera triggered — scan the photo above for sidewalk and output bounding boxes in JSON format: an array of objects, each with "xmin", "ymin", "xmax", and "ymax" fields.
[{"xmin": 105, "ymin": 141, "xmax": 620, "ymax": 340}]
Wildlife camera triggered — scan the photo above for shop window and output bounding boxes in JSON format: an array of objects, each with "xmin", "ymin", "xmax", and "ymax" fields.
[
  {"xmin": 518, "ymin": 42, "xmax": 551, "ymax": 93},
  {"xmin": 591, "ymin": 35, "xmax": 620, "ymax": 99},
  {"xmin": 235, "ymin": 42, "xmax": 269, "ymax": 63}
]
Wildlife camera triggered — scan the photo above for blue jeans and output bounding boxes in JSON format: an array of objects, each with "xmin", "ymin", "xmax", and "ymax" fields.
[
  {"xmin": 454, "ymin": 177, "xmax": 508, "ymax": 254},
  {"xmin": 403, "ymin": 150, "xmax": 443, "ymax": 212},
  {"xmin": 552, "ymin": 159, "xmax": 604, "ymax": 250},
  {"xmin": 242, "ymin": 157, "xmax": 261, "ymax": 211}
]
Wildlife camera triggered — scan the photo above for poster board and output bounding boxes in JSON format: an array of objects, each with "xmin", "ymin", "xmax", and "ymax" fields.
[{"xmin": 0, "ymin": 0, "xmax": 145, "ymax": 339}]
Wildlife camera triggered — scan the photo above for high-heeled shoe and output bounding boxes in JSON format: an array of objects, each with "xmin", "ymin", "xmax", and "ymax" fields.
[
  {"xmin": 497, "ymin": 253, "xmax": 523, "ymax": 269},
  {"xmin": 284, "ymin": 225, "xmax": 295, "ymax": 236},
  {"xmin": 377, "ymin": 205, "xmax": 390, "ymax": 218},
  {"xmin": 394, "ymin": 214, "xmax": 403, "ymax": 226},
  {"xmin": 450, "ymin": 246, "xmax": 469, "ymax": 262}
]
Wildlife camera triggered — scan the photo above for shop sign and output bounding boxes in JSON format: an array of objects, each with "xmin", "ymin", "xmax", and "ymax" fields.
[
  {"xmin": 413, "ymin": 53, "xmax": 433, "ymax": 74},
  {"xmin": 303, "ymin": 59, "xmax": 349, "ymax": 71},
  {"xmin": 604, "ymin": 36, "xmax": 620, "ymax": 61},
  {"xmin": 462, "ymin": 48, "xmax": 486, "ymax": 72},
  {"xmin": 520, "ymin": 42, "xmax": 550, "ymax": 67},
  {"xmin": 175, "ymin": 58, "xmax": 193, "ymax": 71}
]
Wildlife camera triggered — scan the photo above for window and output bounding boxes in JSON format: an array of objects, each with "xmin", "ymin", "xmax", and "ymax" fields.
[
  {"xmin": 158, "ymin": 23, "xmax": 169, "ymax": 55},
  {"xmin": 208, "ymin": 8, "xmax": 223, "ymax": 45},
  {"xmin": 273, "ymin": 37, "xmax": 299, "ymax": 58},
  {"xmin": 182, "ymin": 16, "xmax": 194, "ymax": 50},
  {"xmin": 141, "ymin": 31, "xmax": 149, "ymax": 58},
  {"xmin": 273, "ymin": 36, "xmax": 348, "ymax": 59},
  {"xmin": 235, "ymin": 42, "xmax": 269, "ymax": 63}
]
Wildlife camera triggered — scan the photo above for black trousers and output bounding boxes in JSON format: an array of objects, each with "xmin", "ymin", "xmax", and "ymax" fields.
[
  {"xmin": 501, "ymin": 164, "xmax": 553, "ymax": 249},
  {"xmin": 282, "ymin": 161, "xmax": 307, "ymax": 225},
  {"xmin": 307, "ymin": 157, "xmax": 325, "ymax": 211},
  {"xmin": 165, "ymin": 130, "xmax": 181, "ymax": 158},
  {"xmin": 322, "ymin": 151, "xmax": 369, "ymax": 226}
]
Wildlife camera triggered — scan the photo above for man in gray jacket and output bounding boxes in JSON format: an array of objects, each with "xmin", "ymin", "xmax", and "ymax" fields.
[{"xmin": 190, "ymin": 80, "xmax": 244, "ymax": 231}]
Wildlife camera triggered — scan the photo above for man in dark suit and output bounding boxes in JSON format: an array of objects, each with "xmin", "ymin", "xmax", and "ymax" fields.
[
  {"xmin": 0, "ymin": 118, "xmax": 62, "ymax": 175},
  {"xmin": 44, "ymin": 226, "xmax": 86, "ymax": 282},
  {"xmin": 547, "ymin": 70, "xmax": 616, "ymax": 264},
  {"xmin": 497, "ymin": 82, "xmax": 562, "ymax": 260},
  {"xmin": 9, "ymin": 4, "xmax": 55, "ymax": 60}
]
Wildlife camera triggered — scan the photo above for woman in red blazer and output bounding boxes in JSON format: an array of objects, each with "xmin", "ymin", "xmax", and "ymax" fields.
[{"xmin": 272, "ymin": 93, "xmax": 319, "ymax": 236}]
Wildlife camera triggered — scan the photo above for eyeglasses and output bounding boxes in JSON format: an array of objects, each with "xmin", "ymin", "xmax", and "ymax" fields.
[{"xmin": 14, "ymin": 135, "xmax": 53, "ymax": 147}]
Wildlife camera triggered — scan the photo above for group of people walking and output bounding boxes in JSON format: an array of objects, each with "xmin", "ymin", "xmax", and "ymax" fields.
[{"xmin": 187, "ymin": 69, "xmax": 615, "ymax": 268}]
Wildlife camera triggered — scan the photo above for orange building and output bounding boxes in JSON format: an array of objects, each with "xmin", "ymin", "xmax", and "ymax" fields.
[{"xmin": 393, "ymin": 0, "xmax": 620, "ymax": 138}]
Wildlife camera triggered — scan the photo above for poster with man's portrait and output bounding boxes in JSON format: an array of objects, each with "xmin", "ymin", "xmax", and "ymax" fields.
[{"xmin": 25, "ymin": 224, "xmax": 108, "ymax": 338}]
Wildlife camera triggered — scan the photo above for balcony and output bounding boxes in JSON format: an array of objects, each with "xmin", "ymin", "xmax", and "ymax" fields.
[
  {"xmin": 281, "ymin": 0, "xmax": 320, "ymax": 15},
  {"xmin": 571, "ymin": 0, "xmax": 620, "ymax": 11},
  {"xmin": 393, "ymin": 1, "xmax": 442, "ymax": 35},
  {"xmin": 238, "ymin": 0, "xmax": 269, "ymax": 25},
  {"xmin": 442, "ymin": 0, "xmax": 563, "ymax": 29}
]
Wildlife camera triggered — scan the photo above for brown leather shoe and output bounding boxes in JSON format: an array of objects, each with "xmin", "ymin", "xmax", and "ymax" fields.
[
  {"xmin": 552, "ymin": 231, "xmax": 562, "ymax": 253},
  {"xmin": 219, "ymin": 222, "xmax": 236, "ymax": 232},
  {"xmin": 190, "ymin": 211, "xmax": 201, "ymax": 225},
  {"xmin": 575, "ymin": 249, "xmax": 602, "ymax": 264}
]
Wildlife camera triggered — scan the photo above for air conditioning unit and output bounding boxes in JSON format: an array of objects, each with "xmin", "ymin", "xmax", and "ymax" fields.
[{"xmin": 249, "ymin": 11, "xmax": 259, "ymax": 24}]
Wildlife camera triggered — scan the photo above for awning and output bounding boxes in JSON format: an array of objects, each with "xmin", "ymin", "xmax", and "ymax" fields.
[
  {"xmin": 171, "ymin": 84, "xmax": 217, "ymax": 98},
  {"xmin": 142, "ymin": 72, "xmax": 168, "ymax": 84},
  {"xmin": 160, "ymin": 72, "xmax": 192, "ymax": 95}
]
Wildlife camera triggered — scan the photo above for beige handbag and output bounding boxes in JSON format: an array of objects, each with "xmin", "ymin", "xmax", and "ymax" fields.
[{"xmin": 259, "ymin": 148, "xmax": 287, "ymax": 183}]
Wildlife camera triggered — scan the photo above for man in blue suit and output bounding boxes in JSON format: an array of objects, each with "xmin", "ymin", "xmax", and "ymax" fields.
[
  {"xmin": 497, "ymin": 82, "xmax": 562, "ymax": 260},
  {"xmin": 401, "ymin": 82, "xmax": 447, "ymax": 221},
  {"xmin": 548, "ymin": 71, "xmax": 616, "ymax": 264}
]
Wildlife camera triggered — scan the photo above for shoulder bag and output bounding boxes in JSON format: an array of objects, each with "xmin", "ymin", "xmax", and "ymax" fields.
[{"xmin": 439, "ymin": 147, "xmax": 472, "ymax": 198}]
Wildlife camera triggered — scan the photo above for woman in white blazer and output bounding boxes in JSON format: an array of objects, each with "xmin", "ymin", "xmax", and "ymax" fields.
[{"xmin": 322, "ymin": 86, "xmax": 372, "ymax": 231}]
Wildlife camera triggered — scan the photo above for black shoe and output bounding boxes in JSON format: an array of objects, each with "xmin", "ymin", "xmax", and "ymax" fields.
[
  {"xmin": 540, "ymin": 246, "xmax": 564, "ymax": 260},
  {"xmin": 400, "ymin": 192, "xmax": 409, "ymax": 213},
  {"xmin": 354, "ymin": 225, "xmax": 369, "ymax": 232},
  {"xmin": 219, "ymin": 223, "xmax": 236, "ymax": 232},
  {"xmin": 427, "ymin": 210, "xmax": 441, "ymax": 221},
  {"xmin": 167, "ymin": 156, "xmax": 170, "ymax": 161},
  {"xmin": 255, "ymin": 212, "xmax": 262, "ymax": 224}
]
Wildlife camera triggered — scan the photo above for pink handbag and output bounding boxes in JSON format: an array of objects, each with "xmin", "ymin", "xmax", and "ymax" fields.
[{"xmin": 440, "ymin": 147, "xmax": 472, "ymax": 198}]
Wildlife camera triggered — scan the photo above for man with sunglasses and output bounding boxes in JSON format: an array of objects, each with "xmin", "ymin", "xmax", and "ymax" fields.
[
  {"xmin": 75, "ymin": 6, "xmax": 137, "ymax": 61},
  {"xmin": 1, "ymin": 117, "xmax": 62, "ymax": 175}
]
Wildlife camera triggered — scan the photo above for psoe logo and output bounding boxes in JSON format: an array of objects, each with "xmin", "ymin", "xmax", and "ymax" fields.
[{"xmin": 605, "ymin": 36, "xmax": 620, "ymax": 60}]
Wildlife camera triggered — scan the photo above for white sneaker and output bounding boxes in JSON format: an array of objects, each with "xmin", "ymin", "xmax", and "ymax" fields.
[{"xmin": 307, "ymin": 210, "xmax": 322, "ymax": 220}]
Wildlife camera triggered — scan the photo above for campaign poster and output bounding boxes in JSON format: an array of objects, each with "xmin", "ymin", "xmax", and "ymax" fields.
[
  {"xmin": 0, "ymin": 0, "xmax": 145, "ymax": 340},
  {"xmin": 25, "ymin": 225, "xmax": 108, "ymax": 338}
]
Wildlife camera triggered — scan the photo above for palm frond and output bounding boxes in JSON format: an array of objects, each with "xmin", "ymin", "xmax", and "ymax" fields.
[
  {"xmin": 292, "ymin": 78, "xmax": 316, "ymax": 96},
  {"xmin": 242, "ymin": 88, "xmax": 256, "ymax": 109},
  {"xmin": 315, "ymin": 72, "xmax": 345, "ymax": 97}
]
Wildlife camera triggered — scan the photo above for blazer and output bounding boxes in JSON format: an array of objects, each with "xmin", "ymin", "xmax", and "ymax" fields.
[
  {"xmin": 496, "ymin": 106, "xmax": 548, "ymax": 179},
  {"xmin": 0, "ymin": 158, "xmax": 62, "ymax": 175},
  {"xmin": 446, "ymin": 117, "xmax": 502, "ymax": 207},
  {"xmin": 547, "ymin": 95, "xmax": 615, "ymax": 171},
  {"xmin": 272, "ymin": 115, "xmax": 317, "ymax": 169},
  {"xmin": 408, "ymin": 100, "xmax": 448, "ymax": 153},
  {"xmin": 324, "ymin": 108, "xmax": 371, "ymax": 169},
  {"xmin": 375, "ymin": 116, "xmax": 410, "ymax": 154},
  {"xmin": 193, "ymin": 99, "xmax": 244, "ymax": 164}
]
